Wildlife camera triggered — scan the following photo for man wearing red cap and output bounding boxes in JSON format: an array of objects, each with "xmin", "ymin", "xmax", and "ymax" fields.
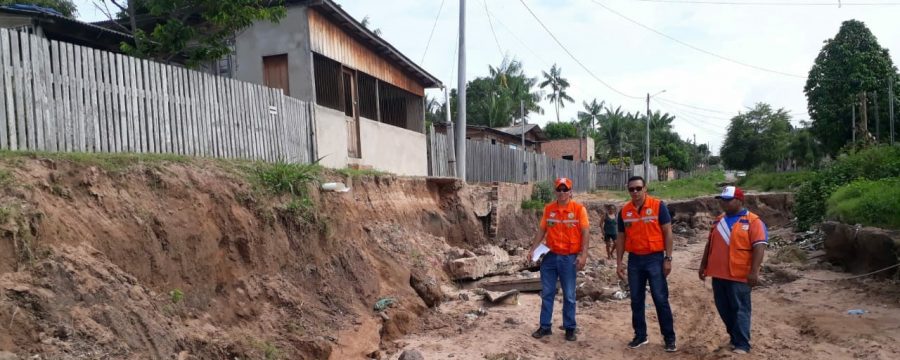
[
  {"xmin": 527, "ymin": 177, "xmax": 590, "ymax": 342},
  {"xmin": 698, "ymin": 186, "xmax": 768, "ymax": 355}
]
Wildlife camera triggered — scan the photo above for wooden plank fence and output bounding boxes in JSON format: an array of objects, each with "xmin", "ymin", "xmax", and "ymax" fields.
[
  {"xmin": 428, "ymin": 129, "xmax": 649, "ymax": 192},
  {"xmin": 0, "ymin": 29, "xmax": 315, "ymax": 163}
]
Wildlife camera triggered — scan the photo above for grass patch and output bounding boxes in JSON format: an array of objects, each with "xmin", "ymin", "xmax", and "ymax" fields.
[
  {"xmin": 739, "ymin": 170, "xmax": 814, "ymax": 191},
  {"xmin": 254, "ymin": 162, "xmax": 321, "ymax": 196},
  {"xmin": 336, "ymin": 167, "xmax": 388, "ymax": 178},
  {"xmin": 795, "ymin": 145, "xmax": 900, "ymax": 230},
  {"xmin": 647, "ymin": 170, "xmax": 725, "ymax": 200},
  {"xmin": 825, "ymin": 177, "xmax": 900, "ymax": 229},
  {"xmin": 521, "ymin": 199, "xmax": 545, "ymax": 210},
  {"xmin": 0, "ymin": 151, "xmax": 190, "ymax": 173},
  {"xmin": 169, "ymin": 288, "xmax": 184, "ymax": 304}
]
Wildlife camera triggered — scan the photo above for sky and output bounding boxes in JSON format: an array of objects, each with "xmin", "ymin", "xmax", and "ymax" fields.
[{"xmin": 70, "ymin": 0, "xmax": 900, "ymax": 155}]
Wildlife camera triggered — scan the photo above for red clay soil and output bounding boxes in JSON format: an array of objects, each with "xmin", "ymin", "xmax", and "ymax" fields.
[{"xmin": 0, "ymin": 156, "xmax": 531, "ymax": 359}]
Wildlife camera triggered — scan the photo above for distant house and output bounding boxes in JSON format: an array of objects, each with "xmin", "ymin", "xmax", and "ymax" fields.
[
  {"xmin": 432, "ymin": 123, "xmax": 546, "ymax": 152},
  {"xmin": 543, "ymin": 137, "xmax": 595, "ymax": 162},
  {"xmin": 225, "ymin": 0, "xmax": 442, "ymax": 176},
  {"xmin": 0, "ymin": 5, "xmax": 131, "ymax": 53}
]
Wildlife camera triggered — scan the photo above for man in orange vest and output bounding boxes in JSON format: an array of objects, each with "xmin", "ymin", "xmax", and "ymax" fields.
[
  {"xmin": 615, "ymin": 176, "xmax": 677, "ymax": 352},
  {"xmin": 698, "ymin": 186, "xmax": 768, "ymax": 355},
  {"xmin": 527, "ymin": 177, "xmax": 590, "ymax": 342}
]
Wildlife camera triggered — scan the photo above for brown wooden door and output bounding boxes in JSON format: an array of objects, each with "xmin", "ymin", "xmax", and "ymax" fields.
[
  {"xmin": 263, "ymin": 54, "xmax": 290, "ymax": 96},
  {"xmin": 343, "ymin": 69, "xmax": 361, "ymax": 158}
]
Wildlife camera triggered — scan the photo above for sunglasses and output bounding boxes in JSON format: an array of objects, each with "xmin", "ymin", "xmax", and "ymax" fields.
[
  {"xmin": 556, "ymin": 188, "xmax": 571, "ymax": 193},
  {"xmin": 627, "ymin": 186, "xmax": 643, "ymax": 193}
]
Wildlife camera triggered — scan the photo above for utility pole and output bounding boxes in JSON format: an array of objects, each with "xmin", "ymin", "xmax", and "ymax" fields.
[
  {"xmin": 890, "ymin": 78, "xmax": 895, "ymax": 145},
  {"xmin": 521, "ymin": 100, "xmax": 527, "ymax": 180},
  {"xmin": 859, "ymin": 92, "xmax": 869, "ymax": 139},
  {"xmin": 445, "ymin": 87, "xmax": 456, "ymax": 177},
  {"xmin": 874, "ymin": 91, "xmax": 880, "ymax": 141},
  {"xmin": 852, "ymin": 103, "xmax": 856, "ymax": 143},
  {"xmin": 520, "ymin": 100, "xmax": 525, "ymax": 148},
  {"xmin": 455, "ymin": 0, "xmax": 467, "ymax": 180},
  {"xmin": 645, "ymin": 93, "xmax": 651, "ymax": 182}
]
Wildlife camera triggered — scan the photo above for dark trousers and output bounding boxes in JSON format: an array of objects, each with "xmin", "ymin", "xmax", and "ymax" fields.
[
  {"xmin": 712, "ymin": 278, "xmax": 752, "ymax": 351},
  {"xmin": 628, "ymin": 252, "xmax": 676, "ymax": 343},
  {"xmin": 539, "ymin": 252, "xmax": 577, "ymax": 330}
]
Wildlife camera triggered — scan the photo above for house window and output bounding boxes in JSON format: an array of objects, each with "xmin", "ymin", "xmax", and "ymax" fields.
[
  {"xmin": 562, "ymin": 155, "xmax": 574, "ymax": 160},
  {"xmin": 357, "ymin": 73, "xmax": 378, "ymax": 120},
  {"xmin": 314, "ymin": 53, "xmax": 342, "ymax": 111},
  {"xmin": 378, "ymin": 81, "xmax": 423, "ymax": 131},
  {"xmin": 263, "ymin": 54, "xmax": 290, "ymax": 96}
]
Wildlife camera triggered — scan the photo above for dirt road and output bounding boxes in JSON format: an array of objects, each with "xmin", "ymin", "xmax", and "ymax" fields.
[{"xmin": 392, "ymin": 232, "xmax": 900, "ymax": 360}]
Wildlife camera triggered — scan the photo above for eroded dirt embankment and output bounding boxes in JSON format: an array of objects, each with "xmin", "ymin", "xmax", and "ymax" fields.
[{"xmin": 0, "ymin": 157, "xmax": 542, "ymax": 360}]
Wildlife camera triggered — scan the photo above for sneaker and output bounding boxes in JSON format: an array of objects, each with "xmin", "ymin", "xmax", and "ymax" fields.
[
  {"xmin": 664, "ymin": 342, "xmax": 678, "ymax": 352},
  {"xmin": 627, "ymin": 337, "xmax": 649, "ymax": 349},
  {"xmin": 531, "ymin": 327, "xmax": 552, "ymax": 339},
  {"xmin": 565, "ymin": 329, "xmax": 577, "ymax": 341},
  {"xmin": 732, "ymin": 348, "xmax": 748, "ymax": 355}
]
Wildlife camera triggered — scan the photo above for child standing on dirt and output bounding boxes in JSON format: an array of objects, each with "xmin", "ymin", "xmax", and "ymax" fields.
[{"xmin": 602, "ymin": 204, "xmax": 618, "ymax": 260}]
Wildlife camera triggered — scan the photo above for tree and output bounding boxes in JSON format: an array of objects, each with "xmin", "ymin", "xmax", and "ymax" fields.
[
  {"xmin": 449, "ymin": 57, "xmax": 543, "ymax": 128},
  {"xmin": 360, "ymin": 15, "xmax": 382, "ymax": 36},
  {"xmin": 577, "ymin": 99, "xmax": 604, "ymax": 135},
  {"xmin": 544, "ymin": 122, "xmax": 578, "ymax": 140},
  {"xmin": 539, "ymin": 64, "xmax": 574, "ymax": 123},
  {"xmin": 98, "ymin": 0, "xmax": 286, "ymax": 67},
  {"xmin": 804, "ymin": 20, "xmax": 899, "ymax": 156},
  {"xmin": 720, "ymin": 103, "xmax": 793, "ymax": 170},
  {"xmin": 0, "ymin": 0, "xmax": 76, "ymax": 17}
]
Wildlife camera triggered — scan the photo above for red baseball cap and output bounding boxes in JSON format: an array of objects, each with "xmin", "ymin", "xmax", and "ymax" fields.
[
  {"xmin": 716, "ymin": 186, "xmax": 744, "ymax": 201},
  {"xmin": 555, "ymin": 177, "xmax": 573, "ymax": 190}
]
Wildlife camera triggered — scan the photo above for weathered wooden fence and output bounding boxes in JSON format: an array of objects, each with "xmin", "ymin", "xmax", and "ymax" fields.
[
  {"xmin": 428, "ymin": 129, "xmax": 660, "ymax": 192},
  {"xmin": 0, "ymin": 29, "xmax": 315, "ymax": 163}
]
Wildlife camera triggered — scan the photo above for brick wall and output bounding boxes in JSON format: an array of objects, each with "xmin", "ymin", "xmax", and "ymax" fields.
[{"xmin": 542, "ymin": 138, "xmax": 594, "ymax": 162}]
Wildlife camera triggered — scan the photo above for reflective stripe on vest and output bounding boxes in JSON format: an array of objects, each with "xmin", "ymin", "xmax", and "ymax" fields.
[{"xmin": 711, "ymin": 211, "xmax": 760, "ymax": 279}]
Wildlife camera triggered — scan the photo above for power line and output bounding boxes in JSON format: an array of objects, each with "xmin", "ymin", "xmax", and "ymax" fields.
[
  {"xmin": 633, "ymin": 0, "xmax": 900, "ymax": 6},
  {"xmin": 421, "ymin": 0, "xmax": 447, "ymax": 64},
  {"xmin": 652, "ymin": 100, "xmax": 730, "ymax": 132},
  {"xmin": 518, "ymin": 0, "xmax": 643, "ymax": 100},
  {"xmin": 484, "ymin": 5, "xmax": 552, "ymax": 68},
  {"xmin": 483, "ymin": 0, "xmax": 504, "ymax": 59},
  {"xmin": 654, "ymin": 99, "xmax": 737, "ymax": 120},
  {"xmin": 656, "ymin": 96, "xmax": 737, "ymax": 115},
  {"xmin": 590, "ymin": 0, "xmax": 807, "ymax": 78}
]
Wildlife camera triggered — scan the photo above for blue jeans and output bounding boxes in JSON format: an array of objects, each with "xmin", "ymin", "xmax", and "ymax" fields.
[
  {"xmin": 539, "ymin": 252, "xmax": 577, "ymax": 330},
  {"xmin": 712, "ymin": 278, "xmax": 752, "ymax": 352},
  {"xmin": 628, "ymin": 252, "xmax": 676, "ymax": 343}
]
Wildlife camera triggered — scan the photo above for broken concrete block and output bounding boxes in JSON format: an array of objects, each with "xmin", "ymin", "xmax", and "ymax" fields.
[
  {"xmin": 410, "ymin": 270, "xmax": 444, "ymax": 308},
  {"xmin": 482, "ymin": 289, "xmax": 519, "ymax": 305},
  {"xmin": 446, "ymin": 245, "xmax": 521, "ymax": 280},
  {"xmin": 399, "ymin": 349, "xmax": 424, "ymax": 360}
]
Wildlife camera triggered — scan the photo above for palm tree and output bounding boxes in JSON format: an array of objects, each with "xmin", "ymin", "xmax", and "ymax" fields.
[
  {"xmin": 539, "ymin": 64, "xmax": 574, "ymax": 123},
  {"xmin": 577, "ymin": 99, "xmax": 605, "ymax": 135}
]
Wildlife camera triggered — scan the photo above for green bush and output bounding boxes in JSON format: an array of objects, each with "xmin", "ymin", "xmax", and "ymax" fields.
[
  {"xmin": 532, "ymin": 181, "xmax": 553, "ymax": 203},
  {"xmin": 739, "ymin": 170, "xmax": 814, "ymax": 191},
  {"xmin": 255, "ymin": 162, "xmax": 321, "ymax": 196},
  {"xmin": 522, "ymin": 181, "xmax": 553, "ymax": 211},
  {"xmin": 825, "ymin": 178, "xmax": 900, "ymax": 229},
  {"xmin": 794, "ymin": 146, "xmax": 900, "ymax": 230}
]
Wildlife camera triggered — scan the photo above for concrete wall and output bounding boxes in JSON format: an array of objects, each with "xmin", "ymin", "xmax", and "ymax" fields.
[
  {"xmin": 314, "ymin": 106, "xmax": 427, "ymax": 176},
  {"xmin": 233, "ymin": 6, "xmax": 315, "ymax": 102},
  {"xmin": 315, "ymin": 106, "xmax": 349, "ymax": 169},
  {"xmin": 542, "ymin": 138, "xmax": 595, "ymax": 162},
  {"xmin": 360, "ymin": 117, "xmax": 427, "ymax": 176}
]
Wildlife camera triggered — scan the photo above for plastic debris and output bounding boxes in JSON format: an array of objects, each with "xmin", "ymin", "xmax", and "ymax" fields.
[
  {"xmin": 847, "ymin": 309, "xmax": 866, "ymax": 315},
  {"xmin": 374, "ymin": 297, "xmax": 396, "ymax": 311}
]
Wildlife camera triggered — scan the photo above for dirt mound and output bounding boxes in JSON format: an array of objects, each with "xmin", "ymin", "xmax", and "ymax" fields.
[
  {"xmin": 822, "ymin": 221, "xmax": 900, "ymax": 277},
  {"xmin": 0, "ymin": 156, "xmax": 529, "ymax": 359}
]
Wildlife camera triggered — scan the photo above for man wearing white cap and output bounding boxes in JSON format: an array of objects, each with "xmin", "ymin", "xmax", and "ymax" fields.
[{"xmin": 698, "ymin": 186, "xmax": 768, "ymax": 355}]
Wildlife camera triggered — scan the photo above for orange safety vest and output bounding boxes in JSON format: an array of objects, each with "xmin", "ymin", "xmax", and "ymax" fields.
[
  {"xmin": 541, "ymin": 200, "xmax": 589, "ymax": 255},
  {"xmin": 707, "ymin": 211, "xmax": 762, "ymax": 279},
  {"xmin": 622, "ymin": 196, "xmax": 665, "ymax": 255}
]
